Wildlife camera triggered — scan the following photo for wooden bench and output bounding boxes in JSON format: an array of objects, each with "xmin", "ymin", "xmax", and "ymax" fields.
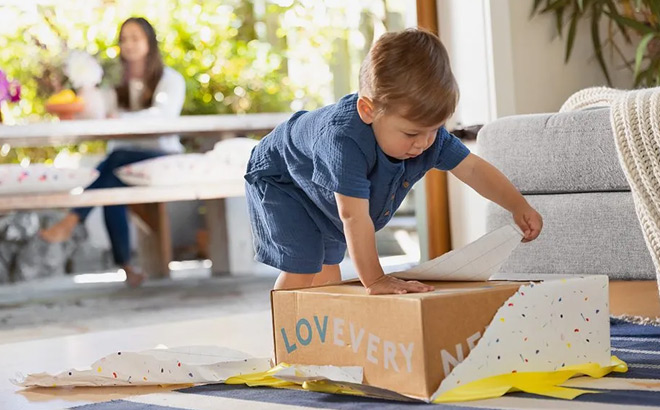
[
  {"xmin": 0, "ymin": 114, "xmax": 288, "ymax": 277},
  {"xmin": 0, "ymin": 183, "xmax": 245, "ymax": 210},
  {"xmin": 0, "ymin": 182, "xmax": 246, "ymax": 277}
]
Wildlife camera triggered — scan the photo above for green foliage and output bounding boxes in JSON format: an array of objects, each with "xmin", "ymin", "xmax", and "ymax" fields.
[
  {"xmin": 0, "ymin": 0, "xmax": 407, "ymax": 163},
  {"xmin": 531, "ymin": 0, "xmax": 660, "ymax": 87},
  {"xmin": 0, "ymin": 0, "xmax": 308, "ymax": 163},
  {"xmin": 0, "ymin": 0, "xmax": 310, "ymax": 119}
]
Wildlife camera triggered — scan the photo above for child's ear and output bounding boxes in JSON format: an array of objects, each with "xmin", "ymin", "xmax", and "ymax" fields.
[{"xmin": 357, "ymin": 96, "xmax": 376, "ymax": 124}]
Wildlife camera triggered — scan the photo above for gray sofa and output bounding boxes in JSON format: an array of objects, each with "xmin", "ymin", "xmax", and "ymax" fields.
[{"xmin": 479, "ymin": 108, "xmax": 655, "ymax": 280}]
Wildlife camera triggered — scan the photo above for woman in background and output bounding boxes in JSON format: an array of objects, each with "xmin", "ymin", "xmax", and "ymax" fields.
[{"xmin": 40, "ymin": 17, "xmax": 186, "ymax": 287}]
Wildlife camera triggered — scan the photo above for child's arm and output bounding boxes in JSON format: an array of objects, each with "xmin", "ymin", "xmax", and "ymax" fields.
[
  {"xmin": 450, "ymin": 153, "xmax": 543, "ymax": 242},
  {"xmin": 335, "ymin": 193, "xmax": 434, "ymax": 295}
]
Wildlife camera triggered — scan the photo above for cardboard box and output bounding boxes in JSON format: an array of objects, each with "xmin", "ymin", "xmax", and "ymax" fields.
[
  {"xmin": 610, "ymin": 280, "xmax": 660, "ymax": 319},
  {"xmin": 272, "ymin": 280, "xmax": 520, "ymax": 399},
  {"xmin": 271, "ymin": 276, "xmax": 611, "ymax": 401}
]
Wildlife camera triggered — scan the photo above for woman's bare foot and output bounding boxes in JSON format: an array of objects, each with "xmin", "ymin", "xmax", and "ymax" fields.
[
  {"xmin": 40, "ymin": 213, "xmax": 80, "ymax": 243},
  {"xmin": 123, "ymin": 264, "xmax": 146, "ymax": 288}
]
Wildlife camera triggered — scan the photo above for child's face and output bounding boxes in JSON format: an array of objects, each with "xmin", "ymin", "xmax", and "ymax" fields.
[{"xmin": 357, "ymin": 97, "xmax": 442, "ymax": 160}]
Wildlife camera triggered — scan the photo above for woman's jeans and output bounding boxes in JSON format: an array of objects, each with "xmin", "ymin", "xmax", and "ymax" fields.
[{"xmin": 72, "ymin": 148, "xmax": 167, "ymax": 266}]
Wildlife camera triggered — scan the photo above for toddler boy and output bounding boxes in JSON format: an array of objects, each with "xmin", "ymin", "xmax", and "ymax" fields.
[{"xmin": 245, "ymin": 28, "xmax": 543, "ymax": 295}]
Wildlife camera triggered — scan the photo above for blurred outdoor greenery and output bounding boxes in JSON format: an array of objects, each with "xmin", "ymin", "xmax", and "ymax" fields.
[{"xmin": 0, "ymin": 0, "xmax": 411, "ymax": 164}]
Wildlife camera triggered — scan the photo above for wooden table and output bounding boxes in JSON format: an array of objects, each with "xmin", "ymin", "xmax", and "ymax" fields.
[{"xmin": 0, "ymin": 114, "xmax": 289, "ymax": 277}]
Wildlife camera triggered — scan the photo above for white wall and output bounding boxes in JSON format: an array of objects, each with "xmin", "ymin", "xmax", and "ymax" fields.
[
  {"xmin": 437, "ymin": 0, "xmax": 493, "ymax": 127},
  {"xmin": 489, "ymin": 0, "xmax": 632, "ymax": 117},
  {"xmin": 438, "ymin": 0, "xmax": 632, "ymax": 123}
]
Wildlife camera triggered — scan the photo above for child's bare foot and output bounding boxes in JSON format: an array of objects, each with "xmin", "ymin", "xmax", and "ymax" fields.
[
  {"xmin": 40, "ymin": 213, "xmax": 79, "ymax": 243},
  {"xmin": 123, "ymin": 265, "xmax": 146, "ymax": 288}
]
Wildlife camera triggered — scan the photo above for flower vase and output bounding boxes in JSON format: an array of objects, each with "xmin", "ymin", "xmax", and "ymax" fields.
[{"xmin": 76, "ymin": 85, "xmax": 106, "ymax": 119}]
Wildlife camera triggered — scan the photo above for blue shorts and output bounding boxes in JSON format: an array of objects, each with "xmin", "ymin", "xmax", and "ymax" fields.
[{"xmin": 245, "ymin": 179, "xmax": 346, "ymax": 273}]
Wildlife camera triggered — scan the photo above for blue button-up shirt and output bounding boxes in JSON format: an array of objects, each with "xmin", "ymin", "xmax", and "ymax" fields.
[{"xmin": 245, "ymin": 93, "xmax": 470, "ymax": 243}]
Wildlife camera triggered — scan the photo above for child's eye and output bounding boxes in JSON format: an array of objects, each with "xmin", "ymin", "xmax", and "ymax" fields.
[{"xmin": 404, "ymin": 132, "xmax": 418, "ymax": 137}]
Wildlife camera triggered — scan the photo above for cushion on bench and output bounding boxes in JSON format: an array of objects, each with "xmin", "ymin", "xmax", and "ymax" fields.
[
  {"xmin": 0, "ymin": 164, "xmax": 98, "ymax": 195},
  {"xmin": 115, "ymin": 138, "xmax": 257, "ymax": 186}
]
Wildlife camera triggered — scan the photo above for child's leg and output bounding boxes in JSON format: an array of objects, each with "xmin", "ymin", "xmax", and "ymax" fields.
[
  {"xmin": 274, "ymin": 271, "xmax": 316, "ymax": 290},
  {"xmin": 274, "ymin": 264, "xmax": 341, "ymax": 290},
  {"xmin": 311, "ymin": 264, "xmax": 341, "ymax": 286}
]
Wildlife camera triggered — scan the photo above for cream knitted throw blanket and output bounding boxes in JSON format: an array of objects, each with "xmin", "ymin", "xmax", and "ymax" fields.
[{"xmin": 560, "ymin": 87, "xmax": 660, "ymax": 297}]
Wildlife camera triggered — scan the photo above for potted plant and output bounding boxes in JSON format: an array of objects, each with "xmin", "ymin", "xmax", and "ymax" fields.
[{"xmin": 532, "ymin": 0, "xmax": 660, "ymax": 87}]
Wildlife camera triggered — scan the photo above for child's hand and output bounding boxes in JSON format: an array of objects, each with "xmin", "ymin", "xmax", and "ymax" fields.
[
  {"xmin": 366, "ymin": 275, "xmax": 434, "ymax": 295},
  {"xmin": 513, "ymin": 205, "xmax": 543, "ymax": 242}
]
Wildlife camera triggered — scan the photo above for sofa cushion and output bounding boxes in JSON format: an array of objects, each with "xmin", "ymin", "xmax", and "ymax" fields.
[
  {"xmin": 478, "ymin": 108, "xmax": 629, "ymax": 194},
  {"xmin": 487, "ymin": 191, "xmax": 654, "ymax": 280}
]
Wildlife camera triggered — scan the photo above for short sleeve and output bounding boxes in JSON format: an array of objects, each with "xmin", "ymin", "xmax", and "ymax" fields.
[
  {"xmin": 434, "ymin": 127, "xmax": 471, "ymax": 170},
  {"xmin": 311, "ymin": 132, "xmax": 371, "ymax": 198}
]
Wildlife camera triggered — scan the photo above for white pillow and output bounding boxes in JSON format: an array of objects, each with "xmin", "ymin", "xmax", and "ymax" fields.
[
  {"xmin": 115, "ymin": 138, "xmax": 258, "ymax": 187},
  {"xmin": 208, "ymin": 138, "xmax": 258, "ymax": 168},
  {"xmin": 0, "ymin": 164, "xmax": 98, "ymax": 195}
]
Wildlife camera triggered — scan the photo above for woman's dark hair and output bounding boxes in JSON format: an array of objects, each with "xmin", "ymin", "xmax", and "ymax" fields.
[{"xmin": 116, "ymin": 17, "xmax": 164, "ymax": 109}]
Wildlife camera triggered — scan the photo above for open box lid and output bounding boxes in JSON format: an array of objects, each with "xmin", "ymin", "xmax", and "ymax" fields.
[{"xmin": 393, "ymin": 223, "xmax": 523, "ymax": 282}]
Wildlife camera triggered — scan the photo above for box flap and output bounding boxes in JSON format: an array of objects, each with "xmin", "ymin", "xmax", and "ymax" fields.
[
  {"xmin": 432, "ymin": 275, "xmax": 611, "ymax": 400},
  {"xmin": 393, "ymin": 224, "xmax": 523, "ymax": 281}
]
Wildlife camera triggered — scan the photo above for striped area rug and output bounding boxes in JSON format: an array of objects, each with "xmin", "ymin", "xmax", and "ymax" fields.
[{"xmin": 72, "ymin": 319, "xmax": 660, "ymax": 409}]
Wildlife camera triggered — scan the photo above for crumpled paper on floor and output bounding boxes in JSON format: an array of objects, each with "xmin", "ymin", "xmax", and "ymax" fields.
[
  {"xmin": 13, "ymin": 343, "xmax": 625, "ymax": 403},
  {"xmin": 12, "ymin": 346, "xmax": 271, "ymax": 388},
  {"xmin": 223, "ymin": 356, "xmax": 626, "ymax": 403}
]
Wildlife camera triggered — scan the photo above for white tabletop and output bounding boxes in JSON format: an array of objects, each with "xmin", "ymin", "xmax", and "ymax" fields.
[{"xmin": 0, "ymin": 113, "xmax": 291, "ymax": 147}]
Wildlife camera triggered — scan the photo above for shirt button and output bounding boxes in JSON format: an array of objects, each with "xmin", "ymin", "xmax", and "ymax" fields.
[
  {"xmin": 384, "ymin": 210, "xmax": 390, "ymax": 216},
  {"xmin": 402, "ymin": 181, "xmax": 410, "ymax": 189},
  {"xmin": 391, "ymin": 194, "xmax": 395, "ymax": 200}
]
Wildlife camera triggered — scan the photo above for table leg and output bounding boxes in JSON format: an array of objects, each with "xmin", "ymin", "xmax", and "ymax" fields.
[
  {"xmin": 130, "ymin": 202, "xmax": 172, "ymax": 277},
  {"xmin": 204, "ymin": 198, "xmax": 230, "ymax": 275}
]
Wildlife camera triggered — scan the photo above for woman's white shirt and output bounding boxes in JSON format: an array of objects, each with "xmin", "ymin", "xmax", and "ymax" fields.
[{"xmin": 107, "ymin": 67, "xmax": 186, "ymax": 153}]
